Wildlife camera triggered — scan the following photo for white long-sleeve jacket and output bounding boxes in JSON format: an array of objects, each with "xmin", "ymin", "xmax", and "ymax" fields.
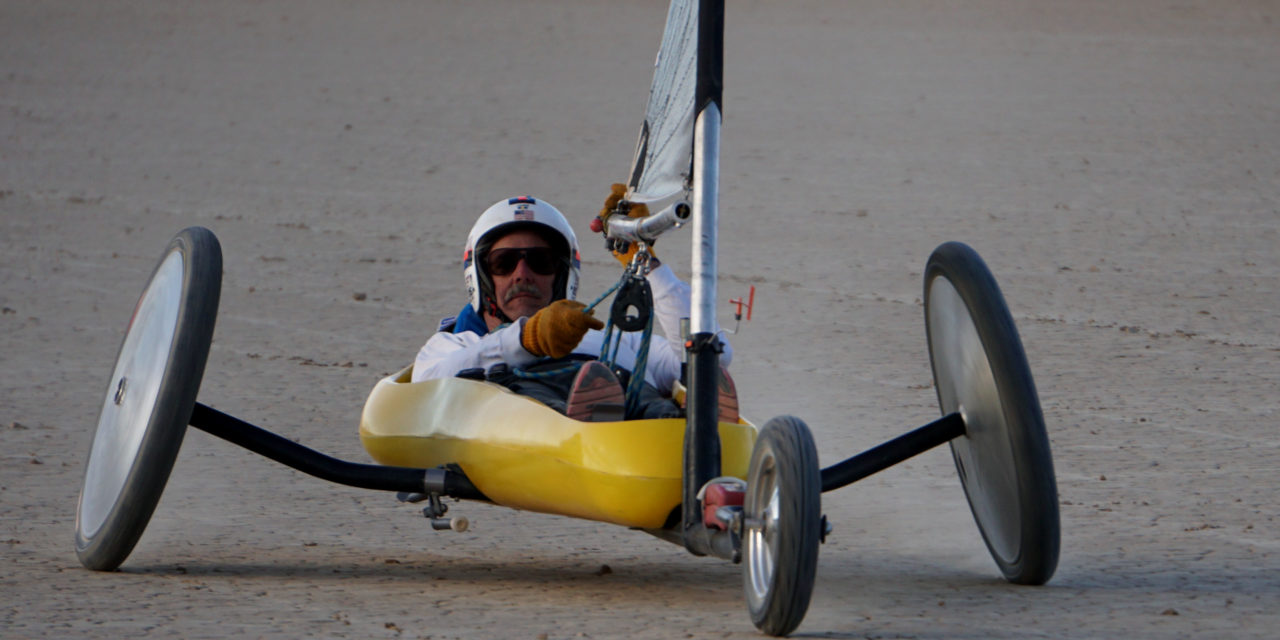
[{"xmin": 411, "ymin": 264, "xmax": 731, "ymax": 394}]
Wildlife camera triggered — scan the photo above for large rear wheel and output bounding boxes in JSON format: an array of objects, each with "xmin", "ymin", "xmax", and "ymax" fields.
[
  {"xmin": 742, "ymin": 416, "xmax": 821, "ymax": 636},
  {"xmin": 75, "ymin": 227, "xmax": 222, "ymax": 571},
  {"xmin": 923, "ymin": 241, "xmax": 1059, "ymax": 585}
]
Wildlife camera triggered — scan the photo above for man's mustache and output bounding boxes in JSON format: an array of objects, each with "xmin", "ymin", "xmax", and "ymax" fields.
[{"xmin": 504, "ymin": 283, "xmax": 544, "ymax": 302}]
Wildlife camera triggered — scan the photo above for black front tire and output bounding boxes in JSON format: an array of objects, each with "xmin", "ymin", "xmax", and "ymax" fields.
[
  {"xmin": 75, "ymin": 227, "xmax": 222, "ymax": 571},
  {"xmin": 923, "ymin": 241, "xmax": 1059, "ymax": 585},
  {"xmin": 742, "ymin": 416, "xmax": 822, "ymax": 637}
]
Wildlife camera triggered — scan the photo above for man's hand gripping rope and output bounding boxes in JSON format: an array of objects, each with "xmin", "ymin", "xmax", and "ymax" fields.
[{"xmin": 521, "ymin": 300, "xmax": 605, "ymax": 359}]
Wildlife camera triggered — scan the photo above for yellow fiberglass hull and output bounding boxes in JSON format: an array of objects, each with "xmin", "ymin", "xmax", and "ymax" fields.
[{"xmin": 359, "ymin": 367, "xmax": 756, "ymax": 529}]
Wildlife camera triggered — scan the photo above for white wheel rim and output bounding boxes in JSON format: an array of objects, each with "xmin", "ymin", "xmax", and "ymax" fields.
[
  {"xmin": 77, "ymin": 251, "xmax": 184, "ymax": 539},
  {"xmin": 745, "ymin": 451, "xmax": 781, "ymax": 607},
  {"xmin": 927, "ymin": 275, "xmax": 1021, "ymax": 561}
]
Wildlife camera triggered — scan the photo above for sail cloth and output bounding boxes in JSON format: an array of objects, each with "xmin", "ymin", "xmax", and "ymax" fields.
[{"xmin": 625, "ymin": 0, "xmax": 699, "ymax": 210}]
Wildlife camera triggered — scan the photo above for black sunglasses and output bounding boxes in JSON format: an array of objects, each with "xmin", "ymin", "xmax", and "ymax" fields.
[{"xmin": 485, "ymin": 247, "xmax": 560, "ymax": 276}]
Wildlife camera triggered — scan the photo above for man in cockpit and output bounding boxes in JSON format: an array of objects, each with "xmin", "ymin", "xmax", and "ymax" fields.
[{"xmin": 410, "ymin": 188, "xmax": 735, "ymax": 422}]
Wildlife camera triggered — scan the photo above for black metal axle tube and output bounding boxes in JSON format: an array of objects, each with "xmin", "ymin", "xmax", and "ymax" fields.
[
  {"xmin": 820, "ymin": 412, "xmax": 966, "ymax": 493},
  {"xmin": 188, "ymin": 402, "xmax": 484, "ymax": 499}
]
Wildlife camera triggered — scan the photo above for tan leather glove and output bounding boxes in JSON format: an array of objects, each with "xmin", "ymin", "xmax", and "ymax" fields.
[
  {"xmin": 521, "ymin": 300, "xmax": 605, "ymax": 358},
  {"xmin": 596, "ymin": 183, "xmax": 656, "ymax": 267}
]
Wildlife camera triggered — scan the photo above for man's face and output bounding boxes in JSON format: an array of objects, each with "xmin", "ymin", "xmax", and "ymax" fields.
[{"xmin": 485, "ymin": 229, "xmax": 557, "ymax": 329}]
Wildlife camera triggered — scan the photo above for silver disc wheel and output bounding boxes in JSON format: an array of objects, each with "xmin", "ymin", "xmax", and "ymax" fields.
[
  {"xmin": 75, "ymin": 227, "xmax": 221, "ymax": 571},
  {"xmin": 743, "ymin": 416, "xmax": 821, "ymax": 637},
  {"xmin": 923, "ymin": 241, "xmax": 1059, "ymax": 585}
]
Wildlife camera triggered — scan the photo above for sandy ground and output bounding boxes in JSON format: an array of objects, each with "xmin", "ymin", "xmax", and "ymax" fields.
[{"xmin": 3, "ymin": 0, "xmax": 1278, "ymax": 637}]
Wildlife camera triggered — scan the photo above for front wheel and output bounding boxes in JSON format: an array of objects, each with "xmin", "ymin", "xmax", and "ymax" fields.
[
  {"xmin": 742, "ymin": 416, "xmax": 821, "ymax": 637},
  {"xmin": 924, "ymin": 241, "xmax": 1059, "ymax": 585},
  {"xmin": 75, "ymin": 227, "xmax": 222, "ymax": 571}
]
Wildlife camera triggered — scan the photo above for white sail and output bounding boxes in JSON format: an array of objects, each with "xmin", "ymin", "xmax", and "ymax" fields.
[{"xmin": 626, "ymin": 0, "xmax": 698, "ymax": 211}]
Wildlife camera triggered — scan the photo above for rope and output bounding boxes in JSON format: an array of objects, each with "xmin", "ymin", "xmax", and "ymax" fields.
[
  {"xmin": 623, "ymin": 313, "xmax": 653, "ymax": 417},
  {"xmin": 584, "ymin": 279, "xmax": 623, "ymax": 314}
]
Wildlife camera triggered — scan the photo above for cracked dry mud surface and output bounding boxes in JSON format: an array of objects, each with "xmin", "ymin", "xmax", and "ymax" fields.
[{"xmin": 2, "ymin": 1, "xmax": 1277, "ymax": 638}]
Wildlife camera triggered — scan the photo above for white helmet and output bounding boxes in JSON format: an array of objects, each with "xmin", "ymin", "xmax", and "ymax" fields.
[{"xmin": 463, "ymin": 196, "xmax": 581, "ymax": 321}]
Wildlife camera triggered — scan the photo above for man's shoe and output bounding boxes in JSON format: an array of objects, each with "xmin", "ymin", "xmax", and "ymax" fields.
[
  {"xmin": 718, "ymin": 367, "xmax": 740, "ymax": 424},
  {"xmin": 669, "ymin": 367, "xmax": 740, "ymax": 423},
  {"xmin": 566, "ymin": 361, "xmax": 626, "ymax": 422}
]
